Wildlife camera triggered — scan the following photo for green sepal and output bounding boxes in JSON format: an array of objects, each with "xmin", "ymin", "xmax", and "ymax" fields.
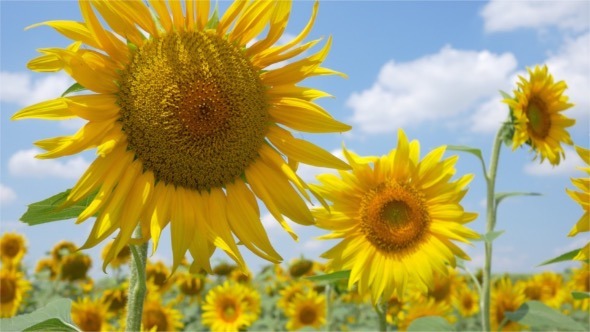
[
  {"xmin": 206, "ymin": 6, "xmax": 220, "ymax": 30},
  {"xmin": 306, "ymin": 270, "xmax": 350, "ymax": 284},
  {"xmin": 61, "ymin": 83, "xmax": 87, "ymax": 97},
  {"xmin": 0, "ymin": 298, "xmax": 80, "ymax": 332},
  {"xmin": 20, "ymin": 189, "xmax": 97, "ymax": 226},
  {"xmin": 504, "ymin": 301, "xmax": 585, "ymax": 331},
  {"xmin": 473, "ymin": 230, "xmax": 505, "ymax": 243},
  {"xmin": 538, "ymin": 248, "xmax": 588, "ymax": 266}
]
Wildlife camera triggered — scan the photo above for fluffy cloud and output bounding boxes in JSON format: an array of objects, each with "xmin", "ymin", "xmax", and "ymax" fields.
[
  {"xmin": 481, "ymin": 0, "xmax": 590, "ymax": 33},
  {"xmin": 8, "ymin": 148, "xmax": 90, "ymax": 179},
  {"xmin": 347, "ymin": 46, "xmax": 517, "ymax": 134},
  {"xmin": 0, "ymin": 71, "xmax": 72, "ymax": 106},
  {"xmin": 523, "ymin": 146, "xmax": 584, "ymax": 177},
  {"xmin": 0, "ymin": 184, "xmax": 17, "ymax": 205}
]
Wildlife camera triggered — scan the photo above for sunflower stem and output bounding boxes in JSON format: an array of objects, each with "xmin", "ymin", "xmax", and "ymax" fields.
[
  {"xmin": 325, "ymin": 284, "xmax": 333, "ymax": 331},
  {"xmin": 376, "ymin": 298, "xmax": 388, "ymax": 332},
  {"xmin": 481, "ymin": 125, "xmax": 505, "ymax": 332},
  {"xmin": 125, "ymin": 226, "xmax": 148, "ymax": 332}
]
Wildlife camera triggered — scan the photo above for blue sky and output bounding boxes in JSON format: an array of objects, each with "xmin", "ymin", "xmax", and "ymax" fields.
[{"xmin": 1, "ymin": 0, "xmax": 589, "ymax": 278}]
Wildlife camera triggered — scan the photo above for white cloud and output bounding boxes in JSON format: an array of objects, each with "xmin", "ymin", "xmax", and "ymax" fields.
[
  {"xmin": 8, "ymin": 148, "xmax": 90, "ymax": 179},
  {"xmin": 523, "ymin": 146, "xmax": 584, "ymax": 177},
  {"xmin": 469, "ymin": 95, "xmax": 510, "ymax": 133},
  {"xmin": 0, "ymin": 184, "xmax": 17, "ymax": 205},
  {"xmin": 481, "ymin": 0, "xmax": 590, "ymax": 33},
  {"xmin": 347, "ymin": 46, "xmax": 517, "ymax": 134},
  {"xmin": 0, "ymin": 71, "xmax": 72, "ymax": 106}
]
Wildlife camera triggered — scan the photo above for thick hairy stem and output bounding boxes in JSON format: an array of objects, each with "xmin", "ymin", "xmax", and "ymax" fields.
[{"xmin": 125, "ymin": 226, "xmax": 148, "ymax": 332}]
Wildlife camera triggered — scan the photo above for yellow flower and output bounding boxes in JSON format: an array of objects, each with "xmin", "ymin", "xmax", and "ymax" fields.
[
  {"xmin": 491, "ymin": 277, "xmax": 526, "ymax": 331},
  {"xmin": 71, "ymin": 297, "xmax": 113, "ymax": 332},
  {"xmin": 504, "ymin": 65, "xmax": 575, "ymax": 165},
  {"xmin": 285, "ymin": 290, "xmax": 326, "ymax": 331},
  {"xmin": 175, "ymin": 271, "xmax": 205, "ymax": 304},
  {"xmin": 101, "ymin": 240, "xmax": 131, "ymax": 269},
  {"xmin": 452, "ymin": 284, "xmax": 479, "ymax": 318},
  {"xmin": 142, "ymin": 299, "xmax": 184, "ymax": 332},
  {"xmin": 239, "ymin": 284, "xmax": 262, "ymax": 319},
  {"xmin": 568, "ymin": 264, "xmax": 589, "ymax": 311},
  {"xmin": 521, "ymin": 272, "xmax": 567, "ymax": 309},
  {"xmin": 0, "ymin": 233, "xmax": 27, "ymax": 268},
  {"xmin": 58, "ymin": 252, "xmax": 92, "ymax": 282},
  {"xmin": 0, "ymin": 268, "xmax": 31, "ymax": 318},
  {"xmin": 35, "ymin": 257, "xmax": 57, "ymax": 279},
  {"xmin": 427, "ymin": 266, "xmax": 462, "ymax": 304},
  {"xmin": 213, "ymin": 262, "xmax": 237, "ymax": 277},
  {"xmin": 101, "ymin": 283, "xmax": 128, "ymax": 313},
  {"xmin": 15, "ymin": 0, "xmax": 350, "ymax": 273},
  {"xmin": 229, "ymin": 268, "xmax": 252, "ymax": 284},
  {"xmin": 385, "ymin": 292, "xmax": 405, "ymax": 326},
  {"xmin": 277, "ymin": 279, "xmax": 314, "ymax": 311},
  {"xmin": 567, "ymin": 146, "xmax": 590, "ymax": 260},
  {"xmin": 146, "ymin": 260, "xmax": 172, "ymax": 292},
  {"xmin": 202, "ymin": 281, "xmax": 256, "ymax": 331},
  {"xmin": 50, "ymin": 240, "xmax": 77, "ymax": 262},
  {"xmin": 314, "ymin": 129, "xmax": 478, "ymax": 302},
  {"xmin": 397, "ymin": 297, "xmax": 454, "ymax": 331}
]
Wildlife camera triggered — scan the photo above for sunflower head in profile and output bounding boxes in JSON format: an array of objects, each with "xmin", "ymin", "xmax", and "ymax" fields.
[
  {"xmin": 14, "ymin": 0, "xmax": 350, "ymax": 273},
  {"xmin": 101, "ymin": 283, "xmax": 128, "ymax": 313},
  {"xmin": 58, "ymin": 252, "xmax": 92, "ymax": 282},
  {"xmin": 202, "ymin": 281, "xmax": 256, "ymax": 331},
  {"xmin": 0, "ymin": 268, "xmax": 31, "ymax": 318},
  {"xmin": 504, "ymin": 65, "xmax": 575, "ymax": 166},
  {"xmin": 0, "ymin": 233, "xmax": 27, "ymax": 269},
  {"xmin": 491, "ymin": 277, "xmax": 526, "ymax": 331},
  {"xmin": 146, "ymin": 260, "xmax": 172, "ymax": 292},
  {"xmin": 71, "ymin": 297, "xmax": 113, "ymax": 332},
  {"xmin": 313, "ymin": 129, "xmax": 479, "ymax": 303},
  {"xmin": 285, "ymin": 290, "xmax": 326, "ymax": 331},
  {"xmin": 229, "ymin": 268, "xmax": 252, "ymax": 284},
  {"xmin": 142, "ymin": 298, "xmax": 184, "ymax": 332},
  {"xmin": 35, "ymin": 257, "xmax": 58, "ymax": 280},
  {"xmin": 50, "ymin": 240, "xmax": 78, "ymax": 263}
]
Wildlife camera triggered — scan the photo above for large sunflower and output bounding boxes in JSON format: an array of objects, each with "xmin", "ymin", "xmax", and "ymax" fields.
[
  {"xmin": 567, "ymin": 146, "xmax": 590, "ymax": 261},
  {"xmin": 14, "ymin": 0, "xmax": 350, "ymax": 272},
  {"xmin": 202, "ymin": 281, "xmax": 256, "ymax": 331},
  {"xmin": 504, "ymin": 65, "xmax": 575, "ymax": 165},
  {"xmin": 313, "ymin": 129, "xmax": 478, "ymax": 302},
  {"xmin": 0, "ymin": 268, "xmax": 31, "ymax": 318},
  {"xmin": 0, "ymin": 233, "xmax": 27, "ymax": 268}
]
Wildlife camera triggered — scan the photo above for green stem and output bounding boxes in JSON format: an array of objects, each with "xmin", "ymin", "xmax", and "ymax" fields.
[
  {"xmin": 325, "ymin": 285, "xmax": 332, "ymax": 331},
  {"xmin": 125, "ymin": 226, "xmax": 148, "ymax": 332},
  {"xmin": 376, "ymin": 299, "xmax": 388, "ymax": 332},
  {"xmin": 481, "ymin": 126, "xmax": 504, "ymax": 332}
]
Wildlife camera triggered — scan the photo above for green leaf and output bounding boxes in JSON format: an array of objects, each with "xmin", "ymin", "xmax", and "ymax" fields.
[
  {"xmin": 499, "ymin": 90, "xmax": 513, "ymax": 100},
  {"xmin": 447, "ymin": 145, "xmax": 486, "ymax": 176},
  {"xmin": 407, "ymin": 316, "xmax": 455, "ymax": 331},
  {"xmin": 206, "ymin": 6, "xmax": 220, "ymax": 29},
  {"xmin": 504, "ymin": 301, "xmax": 585, "ymax": 331},
  {"xmin": 0, "ymin": 298, "xmax": 79, "ymax": 332},
  {"xmin": 538, "ymin": 248, "xmax": 584, "ymax": 266},
  {"xmin": 306, "ymin": 270, "xmax": 350, "ymax": 283},
  {"xmin": 61, "ymin": 83, "xmax": 86, "ymax": 97},
  {"xmin": 572, "ymin": 291, "xmax": 590, "ymax": 300},
  {"xmin": 495, "ymin": 192, "xmax": 541, "ymax": 206},
  {"xmin": 473, "ymin": 230, "xmax": 505, "ymax": 243},
  {"xmin": 20, "ymin": 189, "xmax": 97, "ymax": 226}
]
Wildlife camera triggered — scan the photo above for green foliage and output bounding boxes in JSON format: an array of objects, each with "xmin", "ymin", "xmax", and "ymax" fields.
[
  {"xmin": 20, "ymin": 189, "xmax": 96, "ymax": 226},
  {"xmin": 306, "ymin": 270, "xmax": 351, "ymax": 283},
  {"xmin": 407, "ymin": 316, "xmax": 455, "ymax": 331},
  {"xmin": 504, "ymin": 301, "xmax": 585, "ymax": 331},
  {"xmin": 495, "ymin": 191, "xmax": 541, "ymax": 207},
  {"xmin": 473, "ymin": 230, "xmax": 505, "ymax": 243},
  {"xmin": 0, "ymin": 298, "xmax": 79, "ymax": 332},
  {"xmin": 61, "ymin": 83, "xmax": 86, "ymax": 97},
  {"xmin": 572, "ymin": 291, "xmax": 590, "ymax": 300},
  {"xmin": 539, "ymin": 248, "xmax": 587, "ymax": 266},
  {"xmin": 206, "ymin": 7, "xmax": 220, "ymax": 29},
  {"xmin": 447, "ymin": 145, "xmax": 487, "ymax": 177}
]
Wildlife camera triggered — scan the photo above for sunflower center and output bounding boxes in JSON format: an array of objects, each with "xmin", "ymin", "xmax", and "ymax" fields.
[
  {"xmin": 0, "ymin": 277, "xmax": 16, "ymax": 304},
  {"xmin": 299, "ymin": 306, "xmax": 318, "ymax": 325},
  {"xmin": 144, "ymin": 308, "xmax": 169, "ymax": 331},
  {"xmin": 526, "ymin": 98, "xmax": 551, "ymax": 138},
  {"xmin": 360, "ymin": 181, "xmax": 430, "ymax": 254},
  {"xmin": 221, "ymin": 299, "xmax": 238, "ymax": 322},
  {"xmin": 0, "ymin": 240, "xmax": 20, "ymax": 258},
  {"xmin": 118, "ymin": 31, "xmax": 269, "ymax": 191},
  {"xmin": 60, "ymin": 255, "xmax": 91, "ymax": 281},
  {"xmin": 77, "ymin": 311, "xmax": 103, "ymax": 332},
  {"xmin": 462, "ymin": 295, "xmax": 474, "ymax": 310}
]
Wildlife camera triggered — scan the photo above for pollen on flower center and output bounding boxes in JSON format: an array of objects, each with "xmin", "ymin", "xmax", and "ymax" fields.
[
  {"xmin": 360, "ymin": 182, "xmax": 430, "ymax": 253},
  {"xmin": 222, "ymin": 301, "xmax": 238, "ymax": 321},
  {"xmin": 118, "ymin": 31, "xmax": 269, "ymax": 191},
  {"xmin": 526, "ymin": 98, "xmax": 551, "ymax": 138}
]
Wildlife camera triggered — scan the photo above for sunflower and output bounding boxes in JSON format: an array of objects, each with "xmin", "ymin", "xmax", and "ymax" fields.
[
  {"xmin": 397, "ymin": 297, "xmax": 454, "ymax": 331},
  {"xmin": 175, "ymin": 271, "xmax": 205, "ymax": 303},
  {"xmin": 426, "ymin": 266, "xmax": 461, "ymax": 304},
  {"xmin": 277, "ymin": 279, "xmax": 314, "ymax": 311},
  {"xmin": 58, "ymin": 252, "xmax": 92, "ymax": 282},
  {"xmin": 101, "ymin": 283, "xmax": 128, "ymax": 313},
  {"xmin": 452, "ymin": 284, "xmax": 479, "ymax": 318},
  {"xmin": 213, "ymin": 262, "xmax": 237, "ymax": 277},
  {"xmin": 229, "ymin": 267, "xmax": 252, "ymax": 284},
  {"xmin": 0, "ymin": 233, "xmax": 27, "ymax": 268},
  {"xmin": 35, "ymin": 257, "xmax": 57, "ymax": 279},
  {"xmin": 50, "ymin": 240, "xmax": 77, "ymax": 262},
  {"xmin": 313, "ymin": 129, "xmax": 478, "ymax": 302},
  {"xmin": 0, "ymin": 268, "xmax": 31, "ymax": 318},
  {"xmin": 568, "ymin": 264, "xmax": 589, "ymax": 311},
  {"xmin": 285, "ymin": 290, "xmax": 326, "ymax": 331},
  {"xmin": 101, "ymin": 240, "xmax": 131, "ymax": 269},
  {"xmin": 567, "ymin": 146, "xmax": 590, "ymax": 260},
  {"xmin": 239, "ymin": 283, "xmax": 262, "ymax": 318},
  {"xmin": 71, "ymin": 297, "xmax": 113, "ymax": 332},
  {"xmin": 490, "ymin": 277, "xmax": 526, "ymax": 331},
  {"xmin": 504, "ymin": 65, "xmax": 575, "ymax": 165},
  {"xmin": 202, "ymin": 281, "xmax": 256, "ymax": 331},
  {"xmin": 146, "ymin": 260, "xmax": 172, "ymax": 292},
  {"xmin": 15, "ymin": 0, "xmax": 350, "ymax": 273},
  {"xmin": 522, "ymin": 272, "xmax": 567, "ymax": 309},
  {"xmin": 142, "ymin": 298, "xmax": 184, "ymax": 332}
]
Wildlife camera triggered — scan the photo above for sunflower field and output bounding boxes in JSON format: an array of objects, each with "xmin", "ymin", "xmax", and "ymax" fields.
[{"xmin": 1, "ymin": 0, "xmax": 589, "ymax": 331}]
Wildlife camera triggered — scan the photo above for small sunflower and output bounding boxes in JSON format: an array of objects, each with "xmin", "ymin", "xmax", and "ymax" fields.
[
  {"xmin": 71, "ymin": 297, "xmax": 113, "ymax": 332},
  {"xmin": 35, "ymin": 257, "xmax": 57, "ymax": 279},
  {"xmin": 288, "ymin": 258, "xmax": 315, "ymax": 278},
  {"xmin": 314, "ymin": 129, "xmax": 478, "ymax": 302},
  {"xmin": 175, "ymin": 271, "xmax": 205, "ymax": 303},
  {"xmin": 397, "ymin": 297, "xmax": 454, "ymax": 331},
  {"xmin": 285, "ymin": 290, "xmax": 326, "ymax": 331},
  {"xmin": 568, "ymin": 264, "xmax": 589, "ymax": 311},
  {"xmin": 0, "ymin": 233, "xmax": 27, "ymax": 268},
  {"xmin": 50, "ymin": 240, "xmax": 77, "ymax": 262},
  {"xmin": 567, "ymin": 146, "xmax": 590, "ymax": 260},
  {"xmin": 427, "ymin": 266, "xmax": 461, "ymax": 304},
  {"xmin": 452, "ymin": 284, "xmax": 479, "ymax": 318},
  {"xmin": 239, "ymin": 284, "xmax": 262, "ymax": 318},
  {"xmin": 146, "ymin": 260, "xmax": 172, "ymax": 292},
  {"xmin": 0, "ymin": 268, "xmax": 31, "ymax": 318},
  {"xmin": 213, "ymin": 262, "xmax": 237, "ymax": 278},
  {"xmin": 229, "ymin": 268, "xmax": 252, "ymax": 284},
  {"xmin": 142, "ymin": 299, "xmax": 184, "ymax": 332},
  {"xmin": 504, "ymin": 65, "xmax": 575, "ymax": 165},
  {"xmin": 15, "ymin": 0, "xmax": 350, "ymax": 273},
  {"xmin": 491, "ymin": 277, "xmax": 526, "ymax": 331},
  {"xmin": 101, "ymin": 283, "xmax": 128, "ymax": 313},
  {"xmin": 278, "ymin": 279, "xmax": 314, "ymax": 311},
  {"xmin": 58, "ymin": 252, "xmax": 92, "ymax": 282},
  {"xmin": 526, "ymin": 272, "xmax": 567, "ymax": 309},
  {"xmin": 202, "ymin": 281, "xmax": 256, "ymax": 332},
  {"xmin": 101, "ymin": 240, "xmax": 131, "ymax": 269}
]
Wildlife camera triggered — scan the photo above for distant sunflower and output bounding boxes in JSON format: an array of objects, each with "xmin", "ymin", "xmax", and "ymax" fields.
[
  {"xmin": 0, "ymin": 269, "xmax": 31, "ymax": 318},
  {"xmin": 146, "ymin": 260, "xmax": 172, "ymax": 292},
  {"xmin": 567, "ymin": 146, "xmax": 590, "ymax": 260},
  {"xmin": 35, "ymin": 257, "xmax": 57, "ymax": 279},
  {"xmin": 285, "ymin": 290, "xmax": 326, "ymax": 331},
  {"xmin": 15, "ymin": 0, "xmax": 350, "ymax": 273},
  {"xmin": 278, "ymin": 279, "xmax": 314, "ymax": 310},
  {"xmin": 71, "ymin": 297, "xmax": 113, "ymax": 332},
  {"xmin": 314, "ymin": 129, "xmax": 478, "ymax": 302},
  {"xmin": 58, "ymin": 252, "xmax": 92, "ymax": 282},
  {"xmin": 239, "ymin": 284, "xmax": 262, "ymax": 318},
  {"xmin": 529, "ymin": 272, "xmax": 567, "ymax": 309},
  {"xmin": 50, "ymin": 240, "xmax": 77, "ymax": 262},
  {"xmin": 101, "ymin": 283, "xmax": 128, "ymax": 313},
  {"xmin": 453, "ymin": 284, "xmax": 479, "ymax": 318},
  {"xmin": 427, "ymin": 266, "xmax": 461, "ymax": 304},
  {"xmin": 142, "ymin": 299, "xmax": 184, "ymax": 332},
  {"xmin": 175, "ymin": 271, "xmax": 205, "ymax": 303},
  {"xmin": 0, "ymin": 233, "xmax": 27, "ymax": 268},
  {"xmin": 202, "ymin": 281, "xmax": 256, "ymax": 331},
  {"xmin": 398, "ymin": 297, "xmax": 454, "ymax": 331},
  {"xmin": 568, "ymin": 264, "xmax": 589, "ymax": 311},
  {"xmin": 491, "ymin": 277, "xmax": 526, "ymax": 331},
  {"xmin": 101, "ymin": 240, "xmax": 131, "ymax": 268},
  {"xmin": 229, "ymin": 268, "xmax": 252, "ymax": 284},
  {"xmin": 504, "ymin": 65, "xmax": 575, "ymax": 165}
]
